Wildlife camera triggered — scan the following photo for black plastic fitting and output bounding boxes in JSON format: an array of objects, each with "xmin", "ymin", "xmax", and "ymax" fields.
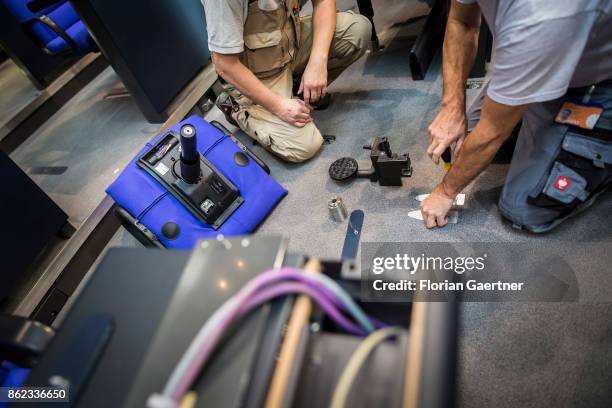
[{"xmin": 179, "ymin": 124, "xmax": 200, "ymax": 183}]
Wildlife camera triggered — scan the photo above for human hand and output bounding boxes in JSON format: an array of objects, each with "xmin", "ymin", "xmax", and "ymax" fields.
[
  {"xmin": 427, "ymin": 105, "xmax": 467, "ymax": 164},
  {"xmin": 420, "ymin": 184, "xmax": 456, "ymax": 229},
  {"xmin": 273, "ymin": 98, "xmax": 313, "ymax": 127},
  {"xmin": 298, "ymin": 57, "xmax": 328, "ymax": 104}
]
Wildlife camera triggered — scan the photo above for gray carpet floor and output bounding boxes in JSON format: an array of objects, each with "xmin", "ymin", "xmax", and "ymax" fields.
[
  {"xmin": 206, "ymin": 1, "xmax": 612, "ymax": 407},
  {"xmin": 10, "ymin": 67, "xmax": 156, "ymax": 226},
  {"xmin": 7, "ymin": 0, "xmax": 607, "ymax": 405}
]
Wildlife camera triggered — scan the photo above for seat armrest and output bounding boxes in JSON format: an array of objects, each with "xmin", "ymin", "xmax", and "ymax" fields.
[{"xmin": 0, "ymin": 315, "xmax": 55, "ymax": 368}]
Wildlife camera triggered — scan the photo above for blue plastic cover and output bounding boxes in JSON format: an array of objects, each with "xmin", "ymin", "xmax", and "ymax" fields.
[
  {"xmin": 106, "ymin": 116, "xmax": 287, "ymax": 249},
  {"xmin": 0, "ymin": 361, "xmax": 30, "ymax": 408}
]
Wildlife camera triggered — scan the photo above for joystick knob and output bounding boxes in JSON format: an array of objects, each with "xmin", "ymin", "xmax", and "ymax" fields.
[{"xmin": 179, "ymin": 124, "xmax": 200, "ymax": 184}]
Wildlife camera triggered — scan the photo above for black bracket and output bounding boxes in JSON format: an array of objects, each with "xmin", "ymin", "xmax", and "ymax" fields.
[{"xmin": 329, "ymin": 137, "xmax": 412, "ymax": 186}]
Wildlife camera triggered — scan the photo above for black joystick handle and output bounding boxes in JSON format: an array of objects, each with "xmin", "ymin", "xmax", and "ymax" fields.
[{"xmin": 179, "ymin": 124, "xmax": 200, "ymax": 184}]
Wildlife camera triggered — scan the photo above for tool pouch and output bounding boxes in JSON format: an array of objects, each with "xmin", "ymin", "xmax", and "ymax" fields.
[{"xmin": 527, "ymin": 130, "xmax": 612, "ymax": 220}]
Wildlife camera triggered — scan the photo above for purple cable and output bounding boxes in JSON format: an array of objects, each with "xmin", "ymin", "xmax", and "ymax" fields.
[
  {"xmin": 172, "ymin": 280, "xmax": 365, "ymax": 400},
  {"xmin": 248, "ymin": 270, "xmax": 388, "ymax": 332},
  {"xmin": 171, "ymin": 268, "xmax": 379, "ymax": 401},
  {"xmin": 241, "ymin": 281, "xmax": 367, "ymax": 336}
]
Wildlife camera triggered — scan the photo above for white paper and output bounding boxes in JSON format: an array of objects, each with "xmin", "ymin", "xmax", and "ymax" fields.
[{"xmin": 416, "ymin": 193, "xmax": 465, "ymax": 206}]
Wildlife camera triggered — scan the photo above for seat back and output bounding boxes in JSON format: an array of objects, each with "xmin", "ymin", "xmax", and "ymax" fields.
[
  {"xmin": 1, "ymin": 0, "xmax": 87, "ymax": 54},
  {"xmin": 0, "ymin": 0, "xmax": 58, "ymax": 21}
]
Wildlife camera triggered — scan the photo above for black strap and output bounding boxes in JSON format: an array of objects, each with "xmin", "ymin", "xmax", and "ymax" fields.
[{"xmin": 34, "ymin": 14, "xmax": 78, "ymax": 54}]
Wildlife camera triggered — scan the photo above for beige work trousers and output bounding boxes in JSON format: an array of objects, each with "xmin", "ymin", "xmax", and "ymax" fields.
[{"xmin": 227, "ymin": 11, "xmax": 372, "ymax": 163}]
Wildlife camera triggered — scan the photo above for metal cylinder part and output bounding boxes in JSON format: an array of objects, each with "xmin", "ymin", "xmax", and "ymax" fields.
[
  {"xmin": 328, "ymin": 196, "xmax": 348, "ymax": 222},
  {"xmin": 179, "ymin": 124, "xmax": 200, "ymax": 184},
  {"xmin": 179, "ymin": 124, "xmax": 198, "ymax": 163}
]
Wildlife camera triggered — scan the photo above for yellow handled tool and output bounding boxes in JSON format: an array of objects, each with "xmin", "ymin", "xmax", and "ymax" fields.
[{"xmin": 442, "ymin": 148, "xmax": 452, "ymax": 171}]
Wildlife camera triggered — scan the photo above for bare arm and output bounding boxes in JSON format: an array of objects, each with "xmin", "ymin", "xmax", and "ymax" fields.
[
  {"xmin": 427, "ymin": 1, "xmax": 481, "ymax": 164},
  {"xmin": 298, "ymin": 0, "xmax": 336, "ymax": 103},
  {"xmin": 421, "ymin": 98, "xmax": 526, "ymax": 228},
  {"xmin": 441, "ymin": 98, "xmax": 526, "ymax": 195},
  {"xmin": 213, "ymin": 53, "xmax": 312, "ymax": 127}
]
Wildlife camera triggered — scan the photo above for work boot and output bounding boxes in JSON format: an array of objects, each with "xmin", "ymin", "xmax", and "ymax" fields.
[
  {"xmin": 310, "ymin": 93, "xmax": 332, "ymax": 110},
  {"xmin": 215, "ymin": 91, "xmax": 239, "ymax": 127},
  {"xmin": 292, "ymin": 75, "xmax": 333, "ymax": 110}
]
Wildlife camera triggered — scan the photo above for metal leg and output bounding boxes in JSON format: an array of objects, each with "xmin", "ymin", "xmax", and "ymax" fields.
[
  {"xmin": 103, "ymin": 87, "xmax": 131, "ymax": 100},
  {"xmin": 57, "ymin": 221, "xmax": 76, "ymax": 239},
  {"xmin": 408, "ymin": 0, "xmax": 450, "ymax": 81},
  {"xmin": 355, "ymin": 0, "xmax": 380, "ymax": 49}
]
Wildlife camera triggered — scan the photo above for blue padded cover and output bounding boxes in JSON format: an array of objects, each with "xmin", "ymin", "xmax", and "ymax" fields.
[
  {"xmin": 44, "ymin": 20, "xmax": 96, "ymax": 54},
  {"xmin": 31, "ymin": 2, "xmax": 79, "ymax": 46},
  {"xmin": 106, "ymin": 116, "xmax": 287, "ymax": 249},
  {"xmin": 0, "ymin": 362, "xmax": 30, "ymax": 408}
]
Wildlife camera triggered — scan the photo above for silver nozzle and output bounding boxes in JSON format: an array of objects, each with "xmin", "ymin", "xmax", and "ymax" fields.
[{"xmin": 328, "ymin": 196, "xmax": 348, "ymax": 222}]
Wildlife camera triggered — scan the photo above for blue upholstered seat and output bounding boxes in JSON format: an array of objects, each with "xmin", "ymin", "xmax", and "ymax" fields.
[{"xmin": 1, "ymin": 0, "xmax": 96, "ymax": 55}]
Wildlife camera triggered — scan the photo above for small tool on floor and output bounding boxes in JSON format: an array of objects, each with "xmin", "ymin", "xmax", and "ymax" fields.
[
  {"xmin": 329, "ymin": 137, "xmax": 412, "ymax": 186},
  {"xmin": 340, "ymin": 210, "xmax": 364, "ymax": 279},
  {"xmin": 328, "ymin": 196, "xmax": 348, "ymax": 222},
  {"xmin": 323, "ymin": 134, "xmax": 336, "ymax": 145},
  {"xmin": 442, "ymin": 147, "xmax": 452, "ymax": 171},
  {"xmin": 341, "ymin": 210, "xmax": 364, "ymax": 259}
]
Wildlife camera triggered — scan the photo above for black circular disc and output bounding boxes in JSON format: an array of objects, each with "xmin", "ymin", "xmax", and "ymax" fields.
[
  {"xmin": 329, "ymin": 157, "xmax": 358, "ymax": 181},
  {"xmin": 161, "ymin": 222, "xmax": 181, "ymax": 240},
  {"xmin": 234, "ymin": 151, "xmax": 249, "ymax": 167}
]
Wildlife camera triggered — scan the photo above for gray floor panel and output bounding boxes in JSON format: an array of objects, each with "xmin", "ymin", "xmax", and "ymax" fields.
[
  {"xmin": 0, "ymin": 60, "xmax": 39, "ymax": 130},
  {"xmin": 10, "ymin": 67, "xmax": 157, "ymax": 226}
]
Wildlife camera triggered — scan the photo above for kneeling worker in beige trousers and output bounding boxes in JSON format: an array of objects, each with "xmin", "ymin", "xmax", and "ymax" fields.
[{"xmin": 202, "ymin": 0, "xmax": 372, "ymax": 163}]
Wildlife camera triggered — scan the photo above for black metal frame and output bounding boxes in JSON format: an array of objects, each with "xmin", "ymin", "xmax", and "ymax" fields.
[
  {"xmin": 20, "ymin": 0, "xmax": 82, "ymax": 56},
  {"xmin": 27, "ymin": 0, "xmax": 64, "ymax": 13},
  {"xmin": 355, "ymin": 0, "xmax": 380, "ymax": 48},
  {"xmin": 409, "ymin": 0, "xmax": 449, "ymax": 81},
  {"xmin": 30, "ymin": 14, "xmax": 79, "ymax": 56},
  {"xmin": 0, "ymin": 2, "xmax": 74, "ymax": 89}
]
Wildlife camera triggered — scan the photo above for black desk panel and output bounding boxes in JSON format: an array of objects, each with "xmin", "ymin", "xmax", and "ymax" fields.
[
  {"xmin": 0, "ymin": 151, "xmax": 69, "ymax": 302},
  {"xmin": 70, "ymin": 0, "xmax": 211, "ymax": 122}
]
